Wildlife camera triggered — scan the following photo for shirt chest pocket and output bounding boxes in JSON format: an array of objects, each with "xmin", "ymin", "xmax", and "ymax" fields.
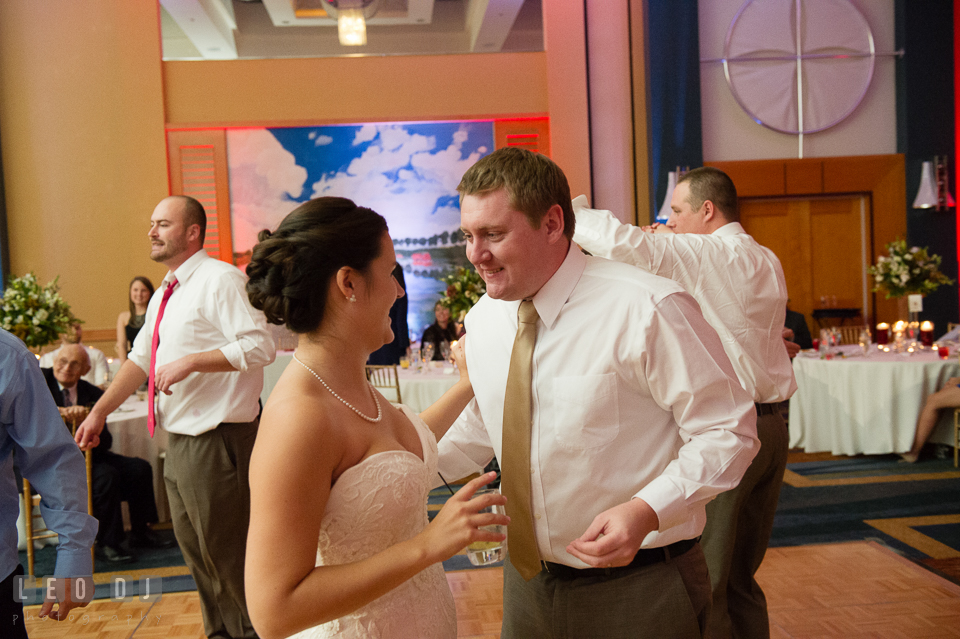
[{"xmin": 551, "ymin": 373, "xmax": 620, "ymax": 450}]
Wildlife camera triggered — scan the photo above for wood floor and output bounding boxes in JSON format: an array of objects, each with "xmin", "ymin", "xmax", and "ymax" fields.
[{"xmin": 22, "ymin": 540, "xmax": 960, "ymax": 638}]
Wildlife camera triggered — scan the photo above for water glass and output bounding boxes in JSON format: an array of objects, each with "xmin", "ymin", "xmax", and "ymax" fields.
[
  {"xmin": 858, "ymin": 329, "xmax": 871, "ymax": 356},
  {"xmin": 465, "ymin": 488, "xmax": 506, "ymax": 566},
  {"xmin": 422, "ymin": 343, "xmax": 435, "ymax": 368},
  {"xmin": 440, "ymin": 340, "xmax": 452, "ymax": 362}
]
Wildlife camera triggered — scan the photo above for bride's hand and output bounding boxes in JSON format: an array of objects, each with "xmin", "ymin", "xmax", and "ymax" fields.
[
  {"xmin": 450, "ymin": 336, "xmax": 469, "ymax": 385},
  {"xmin": 418, "ymin": 471, "xmax": 508, "ymax": 563}
]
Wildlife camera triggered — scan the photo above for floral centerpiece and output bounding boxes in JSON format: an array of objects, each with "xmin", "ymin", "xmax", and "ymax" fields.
[
  {"xmin": 438, "ymin": 266, "xmax": 486, "ymax": 323},
  {"xmin": 0, "ymin": 273, "xmax": 75, "ymax": 348},
  {"xmin": 868, "ymin": 239, "xmax": 953, "ymax": 299}
]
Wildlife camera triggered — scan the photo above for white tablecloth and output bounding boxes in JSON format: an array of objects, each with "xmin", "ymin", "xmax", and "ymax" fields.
[
  {"xmin": 262, "ymin": 352, "xmax": 459, "ymax": 413},
  {"xmin": 106, "ymin": 395, "xmax": 170, "ymax": 522},
  {"xmin": 788, "ymin": 345, "xmax": 959, "ymax": 455},
  {"xmin": 397, "ymin": 365, "xmax": 460, "ymax": 413}
]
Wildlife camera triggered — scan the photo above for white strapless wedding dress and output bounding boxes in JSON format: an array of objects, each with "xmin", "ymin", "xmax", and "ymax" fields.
[{"xmin": 289, "ymin": 405, "xmax": 457, "ymax": 639}]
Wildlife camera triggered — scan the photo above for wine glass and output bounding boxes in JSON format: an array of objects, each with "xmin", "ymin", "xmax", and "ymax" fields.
[{"xmin": 440, "ymin": 341, "xmax": 452, "ymax": 362}]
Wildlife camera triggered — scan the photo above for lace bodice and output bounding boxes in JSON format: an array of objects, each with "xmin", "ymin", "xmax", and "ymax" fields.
[{"xmin": 289, "ymin": 405, "xmax": 457, "ymax": 639}]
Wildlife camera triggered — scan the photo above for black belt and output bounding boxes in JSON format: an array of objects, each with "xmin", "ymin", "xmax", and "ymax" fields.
[
  {"xmin": 755, "ymin": 402, "xmax": 779, "ymax": 416},
  {"xmin": 540, "ymin": 537, "xmax": 698, "ymax": 580}
]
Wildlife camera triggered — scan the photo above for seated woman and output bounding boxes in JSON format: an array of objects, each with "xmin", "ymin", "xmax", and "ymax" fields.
[
  {"xmin": 421, "ymin": 302, "xmax": 459, "ymax": 360},
  {"xmin": 115, "ymin": 276, "xmax": 154, "ymax": 361},
  {"xmin": 902, "ymin": 377, "xmax": 960, "ymax": 462},
  {"xmin": 243, "ymin": 197, "xmax": 508, "ymax": 639}
]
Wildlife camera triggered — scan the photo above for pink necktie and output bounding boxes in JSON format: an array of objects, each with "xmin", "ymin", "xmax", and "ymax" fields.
[{"xmin": 147, "ymin": 278, "xmax": 178, "ymax": 437}]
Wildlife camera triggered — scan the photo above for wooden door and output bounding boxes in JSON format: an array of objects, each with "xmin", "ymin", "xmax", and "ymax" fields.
[{"xmin": 740, "ymin": 195, "xmax": 871, "ymax": 325}]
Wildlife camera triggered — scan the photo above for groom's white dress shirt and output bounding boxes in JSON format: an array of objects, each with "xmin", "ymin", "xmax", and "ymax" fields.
[{"xmin": 437, "ymin": 244, "xmax": 758, "ymax": 568}]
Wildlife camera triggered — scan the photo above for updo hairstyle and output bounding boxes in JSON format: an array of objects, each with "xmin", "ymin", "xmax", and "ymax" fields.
[{"xmin": 246, "ymin": 197, "xmax": 388, "ymax": 334}]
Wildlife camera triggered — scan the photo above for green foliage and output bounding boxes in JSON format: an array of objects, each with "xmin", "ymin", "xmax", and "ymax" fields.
[
  {"xmin": 437, "ymin": 267, "xmax": 486, "ymax": 321},
  {"xmin": 868, "ymin": 238, "xmax": 954, "ymax": 299},
  {"xmin": 0, "ymin": 273, "xmax": 75, "ymax": 348}
]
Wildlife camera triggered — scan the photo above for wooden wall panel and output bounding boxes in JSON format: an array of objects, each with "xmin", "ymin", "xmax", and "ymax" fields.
[{"xmin": 709, "ymin": 155, "xmax": 906, "ymax": 325}]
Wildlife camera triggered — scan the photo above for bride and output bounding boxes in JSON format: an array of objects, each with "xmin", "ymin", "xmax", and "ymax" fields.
[{"xmin": 243, "ymin": 197, "xmax": 507, "ymax": 639}]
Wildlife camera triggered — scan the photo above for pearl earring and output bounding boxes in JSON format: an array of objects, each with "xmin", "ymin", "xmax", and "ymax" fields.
[{"xmin": 348, "ymin": 295, "xmax": 357, "ymax": 303}]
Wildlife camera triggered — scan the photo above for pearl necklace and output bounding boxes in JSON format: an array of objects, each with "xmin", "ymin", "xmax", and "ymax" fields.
[{"xmin": 292, "ymin": 353, "xmax": 383, "ymax": 423}]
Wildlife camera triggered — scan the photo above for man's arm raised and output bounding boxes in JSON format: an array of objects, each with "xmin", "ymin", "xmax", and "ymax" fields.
[{"xmin": 75, "ymin": 359, "xmax": 147, "ymax": 450}]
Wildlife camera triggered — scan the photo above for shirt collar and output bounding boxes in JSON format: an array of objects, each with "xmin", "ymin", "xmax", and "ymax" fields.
[
  {"xmin": 711, "ymin": 222, "xmax": 747, "ymax": 237},
  {"xmin": 529, "ymin": 242, "xmax": 585, "ymax": 330},
  {"xmin": 164, "ymin": 249, "xmax": 208, "ymax": 288},
  {"xmin": 57, "ymin": 380, "xmax": 76, "ymax": 392}
]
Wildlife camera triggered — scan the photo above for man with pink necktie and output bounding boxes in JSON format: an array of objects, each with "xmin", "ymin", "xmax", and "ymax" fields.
[{"xmin": 76, "ymin": 195, "xmax": 275, "ymax": 639}]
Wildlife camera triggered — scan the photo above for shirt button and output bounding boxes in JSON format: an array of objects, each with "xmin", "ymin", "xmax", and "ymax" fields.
[{"xmin": 534, "ymin": 513, "xmax": 542, "ymax": 520}]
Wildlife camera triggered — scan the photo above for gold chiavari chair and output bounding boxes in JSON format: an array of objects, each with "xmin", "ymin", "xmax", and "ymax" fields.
[
  {"xmin": 365, "ymin": 365, "xmax": 402, "ymax": 405},
  {"xmin": 22, "ymin": 414, "xmax": 95, "ymax": 576}
]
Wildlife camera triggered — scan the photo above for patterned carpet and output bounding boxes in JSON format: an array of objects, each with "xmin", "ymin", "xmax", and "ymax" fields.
[
  {"xmin": 774, "ymin": 451, "xmax": 960, "ymax": 584},
  {"xmin": 20, "ymin": 450, "xmax": 960, "ymax": 600}
]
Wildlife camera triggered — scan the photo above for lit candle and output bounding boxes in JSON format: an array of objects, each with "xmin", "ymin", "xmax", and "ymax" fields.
[
  {"xmin": 893, "ymin": 320, "xmax": 906, "ymax": 334},
  {"xmin": 875, "ymin": 322, "xmax": 889, "ymax": 345},
  {"xmin": 920, "ymin": 321, "xmax": 935, "ymax": 347}
]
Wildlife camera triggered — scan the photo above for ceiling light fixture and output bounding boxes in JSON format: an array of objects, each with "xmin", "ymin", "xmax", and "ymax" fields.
[{"xmin": 319, "ymin": 0, "xmax": 380, "ymax": 47}]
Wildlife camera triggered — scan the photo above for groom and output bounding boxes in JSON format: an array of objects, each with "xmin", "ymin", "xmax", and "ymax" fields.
[{"xmin": 437, "ymin": 147, "xmax": 759, "ymax": 638}]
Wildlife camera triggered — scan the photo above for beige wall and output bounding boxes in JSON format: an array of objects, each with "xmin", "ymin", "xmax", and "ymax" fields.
[
  {"xmin": 163, "ymin": 53, "xmax": 548, "ymax": 126},
  {"xmin": 0, "ymin": 0, "xmax": 170, "ymax": 348}
]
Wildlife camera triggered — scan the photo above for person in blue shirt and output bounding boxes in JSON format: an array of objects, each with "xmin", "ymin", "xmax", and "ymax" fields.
[{"xmin": 0, "ymin": 328, "xmax": 97, "ymax": 635}]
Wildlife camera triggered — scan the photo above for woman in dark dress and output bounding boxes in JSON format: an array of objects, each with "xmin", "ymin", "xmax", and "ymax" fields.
[
  {"xmin": 115, "ymin": 276, "xmax": 154, "ymax": 362},
  {"xmin": 421, "ymin": 302, "xmax": 459, "ymax": 361}
]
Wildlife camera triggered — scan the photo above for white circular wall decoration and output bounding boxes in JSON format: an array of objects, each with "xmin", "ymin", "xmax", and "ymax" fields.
[{"xmin": 723, "ymin": 0, "xmax": 875, "ymax": 135}]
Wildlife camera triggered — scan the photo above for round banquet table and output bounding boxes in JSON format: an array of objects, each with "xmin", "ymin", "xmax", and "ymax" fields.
[{"xmin": 788, "ymin": 344, "xmax": 960, "ymax": 455}]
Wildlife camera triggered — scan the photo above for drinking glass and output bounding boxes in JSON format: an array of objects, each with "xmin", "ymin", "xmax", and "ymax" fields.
[
  {"xmin": 465, "ymin": 488, "xmax": 506, "ymax": 566},
  {"xmin": 409, "ymin": 347, "xmax": 421, "ymax": 372},
  {"xmin": 421, "ymin": 343, "xmax": 435, "ymax": 368},
  {"xmin": 818, "ymin": 328, "xmax": 831, "ymax": 356},
  {"xmin": 440, "ymin": 341, "xmax": 452, "ymax": 362},
  {"xmin": 938, "ymin": 344, "xmax": 951, "ymax": 359},
  {"xmin": 858, "ymin": 329, "xmax": 871, "ymax": 356}
]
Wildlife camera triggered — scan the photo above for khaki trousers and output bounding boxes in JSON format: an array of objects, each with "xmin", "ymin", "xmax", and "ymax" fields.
[
  {"xmin": 502, "ymin": 543, "xmax": 712, "ymax": 639},
  {"xmin": 164, "ymin": 419, "xmax": 259, "ymax": 639},
  {"xmin": 701, "ymin": 411, "xmax": 788, "ymax": 639}
]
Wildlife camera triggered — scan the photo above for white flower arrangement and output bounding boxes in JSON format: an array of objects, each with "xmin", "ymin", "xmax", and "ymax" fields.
[
  {"xmin": 868, "ymin": 239, "xmax": 953, "ymax": 299},
  {"xmin": 0, "ymin": 273, "xmax": 75, "ymax": 348}
]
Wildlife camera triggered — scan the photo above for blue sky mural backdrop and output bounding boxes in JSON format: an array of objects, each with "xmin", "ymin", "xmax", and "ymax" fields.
[{"xmin": 226, "ymin": 121, "xmax": 494, "ymax": 337}]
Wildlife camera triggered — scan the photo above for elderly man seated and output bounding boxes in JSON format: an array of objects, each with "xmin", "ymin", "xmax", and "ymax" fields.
[
  {"xmin": 39, "ymin": 323, "xmax": 109, "ymax": 388},
  {"xmin": 41, "ymin": 344, "xmax": 173, "ymax": 562}
]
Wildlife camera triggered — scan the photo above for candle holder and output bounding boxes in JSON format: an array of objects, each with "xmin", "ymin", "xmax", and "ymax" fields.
[
  {"xmin": 919, "ymin": 321, "xmax": 935, "ymax": 347},
  {"xmin": 875, "ymin": 322, "xmax": 889, "ymax": 345}
]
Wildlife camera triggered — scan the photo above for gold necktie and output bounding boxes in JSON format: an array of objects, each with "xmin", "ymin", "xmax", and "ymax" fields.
[{"xmin": 501, "ymin": 300, "xmax": 541, "ymax": 580}]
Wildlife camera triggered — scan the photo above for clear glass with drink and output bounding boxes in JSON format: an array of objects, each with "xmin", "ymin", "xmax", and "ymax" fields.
[{"xmin": 465, "ymin": 488, "xmax": 506, "ymax": 566}]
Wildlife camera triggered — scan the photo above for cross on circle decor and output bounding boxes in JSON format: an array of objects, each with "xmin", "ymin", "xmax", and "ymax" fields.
[{"xmin": 721, "ymin": 0, "xmax": 876, "ymax": 137}]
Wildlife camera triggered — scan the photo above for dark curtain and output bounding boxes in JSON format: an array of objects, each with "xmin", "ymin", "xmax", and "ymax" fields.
[
  {"xmin": 646, "ymin": 0, "xmax": 704, "ymax": 223},
  {"xmin": 898, "ymin": 0, "xmax": 958, "ymax": 329}
]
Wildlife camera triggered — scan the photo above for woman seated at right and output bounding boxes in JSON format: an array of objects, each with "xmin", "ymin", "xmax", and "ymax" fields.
[
  {"xmin": 902, "ymin": 376, "xmax": 960, "ymax": 462},
  {"xmin": 244, "ymin": 196, "xmax": 507, "ymax": 639},
  {"xmin": 115, "ymin": 276, "xmax": 154, "ymax": 361}
]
